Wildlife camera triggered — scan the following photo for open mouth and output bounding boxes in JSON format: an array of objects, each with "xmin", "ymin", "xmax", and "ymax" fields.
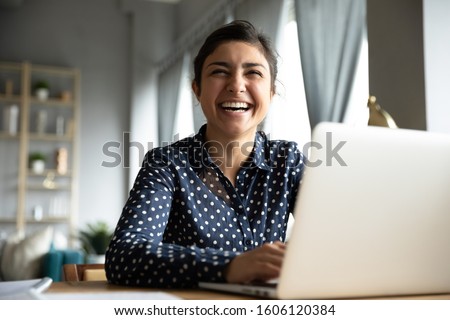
[{"xmin": 220, "ymin": 102, "xmax": 250, "ymax": 112}]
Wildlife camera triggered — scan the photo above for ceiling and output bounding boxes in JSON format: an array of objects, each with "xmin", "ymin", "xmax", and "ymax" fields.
[
  {"xmin": 0, "ymin": 0, "xmax": 183, "ymax": 8},
  {"xmin": 0, "ymin": 0, "xmax": 23, "ymax": 8},
  {"xmin": 143, "ymin": 0, "xmax": 182, "ymax": 3}
]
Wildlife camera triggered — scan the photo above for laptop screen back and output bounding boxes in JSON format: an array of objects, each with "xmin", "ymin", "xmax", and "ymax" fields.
[{"xmin": 277, "ymin": 122, "xmax": 450, "ymax": 299}]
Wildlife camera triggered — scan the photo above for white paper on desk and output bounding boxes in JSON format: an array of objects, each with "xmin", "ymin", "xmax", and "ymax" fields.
[
  {"xmin": 0, "ymin": 277, "xmax": 53, "ymax": 300},
  {"xmin": 42, "ymin": 291, "xmax": 181, "ymax": 300}
]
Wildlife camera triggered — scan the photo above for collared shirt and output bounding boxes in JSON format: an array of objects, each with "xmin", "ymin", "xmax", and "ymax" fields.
[{"xmin": 105, "ymin": 124, "xmax": 305, "ymax": 288}]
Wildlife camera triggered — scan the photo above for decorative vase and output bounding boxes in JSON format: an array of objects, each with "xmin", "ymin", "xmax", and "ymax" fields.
[
  {"xmin": 31, "ymin": 159, "xmax": 45, "ymax": 174},
  {"xmin": 36, "ymin": 110, "xmax": 47, "ymax": 134},
  {"xmin": 35, "ymin": 88, "xmax": 49, "ymax": 101},
  {"xmin": 3, "ymin": 105, "xmax": 19, "ymax": 135},
  {"xmin": 56, "ymin": 148, "xmax": 68, "ymax": 174}
]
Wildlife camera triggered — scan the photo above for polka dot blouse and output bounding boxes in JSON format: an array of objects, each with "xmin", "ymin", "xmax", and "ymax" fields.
[{"xmin": 105, "ymin": 124, "xmax": 305, "ymax": 288}]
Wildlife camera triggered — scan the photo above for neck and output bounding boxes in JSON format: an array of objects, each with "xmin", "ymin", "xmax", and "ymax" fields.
[{"xmin": 204, "ymin": 126, "xmax": 256, "ymax": 186}]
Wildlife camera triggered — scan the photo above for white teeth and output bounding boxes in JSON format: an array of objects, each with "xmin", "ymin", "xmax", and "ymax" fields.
[{"xmin": 221, "ymin": 102, "xmax": 249, "ymax": 110}]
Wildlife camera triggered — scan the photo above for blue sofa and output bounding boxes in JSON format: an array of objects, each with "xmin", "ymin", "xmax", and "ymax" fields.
[{"xmin": 42, "ymin": 245, "xmax": 85, "ymax": 281}]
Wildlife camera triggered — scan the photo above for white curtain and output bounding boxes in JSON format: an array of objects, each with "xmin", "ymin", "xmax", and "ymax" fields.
[
  {"xmin": 128, "ymin": 64, "xmax": 159, "ymax": 187},
  {"xmin": 190, "ymin": 39, "xmax": 208, "ymax": 133},
  {"xmin": 157, "ymin": 57, "xmax": 186, "ymax": 144},
  {"xmin": 262, "ymin": 0, "xmax": 311, "ymax": 148},
  {"xmin": 294, "ymin": 0, "xmax": 367, "ymax": 130},
  {"xmin": 172, "ymin": 52, "xmax": 195, "ymax": 140}
]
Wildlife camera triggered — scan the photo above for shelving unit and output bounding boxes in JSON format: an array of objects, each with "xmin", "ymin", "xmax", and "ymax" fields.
[{"xmin": 0, "ymin": 61, "xmax": 79, "ymax": 240}]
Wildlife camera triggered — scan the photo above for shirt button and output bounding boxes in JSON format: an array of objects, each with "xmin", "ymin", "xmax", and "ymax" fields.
[{"xmin": 245, "ymin": 239, "xmax": 253, "ymax": 246}]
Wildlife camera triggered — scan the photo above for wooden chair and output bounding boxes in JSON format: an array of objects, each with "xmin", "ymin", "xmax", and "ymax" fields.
[{"xmin": 63, "ymin": 263, "xmax": 107, "ymax": 281}]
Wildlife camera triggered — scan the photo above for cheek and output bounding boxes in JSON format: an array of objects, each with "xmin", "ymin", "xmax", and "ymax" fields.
[
  {"xmin": 199, "ymin": 80, "xmax": 223, "ymax": 102},
  {"xmin": 252, "ymin": 83, "xmax": 273, "ymax": 105},
  {"xmin": 204, "ymin": 78, "xmax": 223, "ymax": 91}
]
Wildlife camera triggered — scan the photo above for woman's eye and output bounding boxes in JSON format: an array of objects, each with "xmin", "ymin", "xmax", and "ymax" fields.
[
  {"xmin": 211, "ymin": 69, "xmax": 228, "ymax": 75},
  {"xmin": 247, "ymin": 70, "xmax": 263, "ymax": 77}
]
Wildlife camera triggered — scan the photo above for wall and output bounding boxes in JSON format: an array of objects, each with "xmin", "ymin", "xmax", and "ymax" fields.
[
  {"xmin": 175, "ymin": 0, "xmax": 218, "ymax": 35},
  {"xmin": 367, "ymin": 0, "xmax": 427, "ymax": 130},
  {"xmin": 423, "ymin": 0, "xmax": 450, "ymax": 134},
  {"xmin": 0, "ymin": 0, "xmax": 130, "ymax": 232}
]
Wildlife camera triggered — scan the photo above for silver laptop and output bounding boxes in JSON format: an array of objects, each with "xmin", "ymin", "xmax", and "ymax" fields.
[{"xmin": 199, "ymin": 122, "xmax": 450, "ymax": 299}]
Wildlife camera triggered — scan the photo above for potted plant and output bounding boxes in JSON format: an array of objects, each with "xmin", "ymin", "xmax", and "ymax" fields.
[
  {"xmin": 33, "ymin": 80, "xmax": 50, "ymax": 101},
  {"xmin": 29, "ymin": 152, "xmax": 46, "ymax": 174},
  {"xmin": 78, "ymin": 221, "xmax": 113, "ymax": 264}
]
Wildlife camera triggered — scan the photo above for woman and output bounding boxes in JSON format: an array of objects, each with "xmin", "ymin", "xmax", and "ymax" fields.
[{"xmin": 105, "ymin": 20, "xmax": 305, "ymax": 288}]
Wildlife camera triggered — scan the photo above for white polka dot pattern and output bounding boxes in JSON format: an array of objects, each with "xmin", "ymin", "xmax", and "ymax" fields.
[{"xmin": 105, "ymin": 125, "xmax": 305, "ymax": 288}]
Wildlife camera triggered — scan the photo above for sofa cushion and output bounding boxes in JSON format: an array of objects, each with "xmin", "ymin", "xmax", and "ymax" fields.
[
  {"xmin": 0, "ymin": 226, "xmax": 53, "ymax": 281},
  {"xmin": 42, "ymin": 247, "xmax": 84, "ymax": 281},
  {"xmin": 42, "ymin": 247, "xmax": 64, "ymax": 282}
]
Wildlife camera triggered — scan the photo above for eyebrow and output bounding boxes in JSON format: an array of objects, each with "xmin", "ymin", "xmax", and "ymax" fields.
[{"xmin": 206, "ymin": 61, "xmax": 267, "ymax": 70}]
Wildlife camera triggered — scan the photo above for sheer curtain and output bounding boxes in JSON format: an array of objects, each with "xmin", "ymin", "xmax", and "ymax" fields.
[
  {"xmin": 294, "ymin": 0, "xmax": 366, "ymax": 130},
  {"xmin": 158, "ymin": 56, "xmax": 191, "ymax": 144},
  {"xmin": 263, "ymin": 6, "xmax": 311, "ymax": 148},
  {"xmin": 172, "ymin": 52, "xmax": 195, "ymax": 140}
]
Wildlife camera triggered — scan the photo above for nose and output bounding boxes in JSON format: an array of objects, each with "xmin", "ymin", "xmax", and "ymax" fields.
[{"xmin": 227, "ymin": 74, "xmax": 246, "ymax": 93}]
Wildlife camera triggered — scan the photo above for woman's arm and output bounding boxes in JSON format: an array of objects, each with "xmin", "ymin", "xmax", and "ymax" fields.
[{"xmin": 105, "ymin": 149, "xmax": 239, "ymax": 288}]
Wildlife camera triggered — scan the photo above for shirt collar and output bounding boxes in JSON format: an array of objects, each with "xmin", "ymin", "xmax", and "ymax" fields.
[
  {"xmin": 191, "ymin": 124, "xmax": 270, "ymax": 171},
  {"xmin": 252, "ymin": 131, "xmax": 271, "ymax": 171}
]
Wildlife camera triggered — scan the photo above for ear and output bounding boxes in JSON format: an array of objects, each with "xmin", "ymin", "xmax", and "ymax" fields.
[{"xmin": 192, "ymin": 80, "xmax": 200, "ymax": 100}]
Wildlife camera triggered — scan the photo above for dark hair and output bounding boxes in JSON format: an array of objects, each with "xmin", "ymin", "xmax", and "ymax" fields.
[{"xmin": 193, "ymin": 20, "xmax": 278, "ymax": 94}]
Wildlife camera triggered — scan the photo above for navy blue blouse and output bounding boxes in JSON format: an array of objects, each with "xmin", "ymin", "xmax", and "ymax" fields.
[{"xmin": 105, "ymin": 125, "xmax": 305, "ymax": 288}]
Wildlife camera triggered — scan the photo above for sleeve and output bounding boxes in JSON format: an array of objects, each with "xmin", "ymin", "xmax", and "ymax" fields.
[
  {"xmin": 105, "ymin": 148, "xmax": 238, "ymax": 288},
  {"xmin": 287, "ymin": 141, "xmax": 306, "ymax": 217}
]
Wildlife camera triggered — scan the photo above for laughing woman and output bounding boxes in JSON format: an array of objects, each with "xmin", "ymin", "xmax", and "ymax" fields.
[{"xmin": 105, "ymin": 20, "xmax": 305, "ymax": 288}]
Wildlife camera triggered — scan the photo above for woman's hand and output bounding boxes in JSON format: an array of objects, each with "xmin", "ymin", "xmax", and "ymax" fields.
[{"xmin": 224, "ymin": 241, "xmax": 286, "ymax": 284}]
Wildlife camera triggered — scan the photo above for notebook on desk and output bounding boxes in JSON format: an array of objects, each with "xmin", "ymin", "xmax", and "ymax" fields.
[{"xmin": 199, "ymin": 122, "xmax": 450, "ymax": 299}]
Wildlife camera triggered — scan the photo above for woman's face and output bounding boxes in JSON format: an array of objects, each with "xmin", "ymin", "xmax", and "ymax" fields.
[{"xmin": 193, "ymin": 41, "xmax": 273, "ymax": 140}]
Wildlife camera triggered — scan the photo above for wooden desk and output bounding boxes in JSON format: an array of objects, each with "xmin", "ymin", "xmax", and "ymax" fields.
[
  {"xmin": 47, "ymin": 281, "xmax": 256, "ymax": 300},
  {"xmin": 47, "ymin": 281, "xmax": 450, "ymax": 300}
]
